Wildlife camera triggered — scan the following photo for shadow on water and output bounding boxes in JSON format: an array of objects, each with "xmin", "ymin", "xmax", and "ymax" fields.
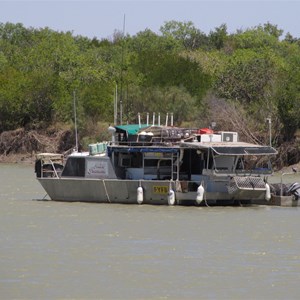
[{"xmin": 34, "ymin": 197, "xmax": 52, "ymax": 201}]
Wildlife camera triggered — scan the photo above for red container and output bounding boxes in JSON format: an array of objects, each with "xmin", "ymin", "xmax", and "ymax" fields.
[{"xmin": 198, "ymin": 128, "xmax": 214, "ymax": 134}]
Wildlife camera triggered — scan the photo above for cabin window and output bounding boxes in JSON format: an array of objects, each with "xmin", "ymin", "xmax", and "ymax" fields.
[
  {"xmin": 236, "ymin": 157, "xmax": 244, "ymax": 170},
  {"xmin": 144, "ymin": 159, "xmax": 171, "ymax": 167},
  {"xmin": 243, "ymin": 155, "xmax": 271, "ymax": 172},
  {"xmin": 143, "ymin": 158, "xmax": 172, "ymax": 178},
  {"xmin": 214, "ymin": 156, "xmax": 235, "ymax": 171},
  {"xmin": 190, "ymin": 150, "xmax": 204, "ymax": 174},
  {"xmin": 143, "ymin": 159, "xmax": 172, "ymax": 170},
  {"xmin": 118, "ymin": 153, "xmax": 134, "ymax": 167},
  {"xmin": 131, "ymin": 153, "xmax": 142, "ymax": 167},
  {"xmin": 62, "ymin": 157, "xmax": 86, "ymax": 177}
]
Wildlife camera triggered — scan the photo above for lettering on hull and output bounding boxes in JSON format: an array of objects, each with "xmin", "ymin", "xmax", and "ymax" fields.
[{"xmin": 153, "ymin": 186, "xmax": 168, "ymax": 194}]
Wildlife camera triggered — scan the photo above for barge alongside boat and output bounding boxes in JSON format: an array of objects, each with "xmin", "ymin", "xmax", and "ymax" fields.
[{"xmin": 34, "ymin": 121, "xmax": 300, "ymax": 206}]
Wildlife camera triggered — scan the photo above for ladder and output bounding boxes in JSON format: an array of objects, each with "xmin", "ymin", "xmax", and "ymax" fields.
[{"xmin": 172, "ymin": 152, "xmax": 180, "ymax": 180}]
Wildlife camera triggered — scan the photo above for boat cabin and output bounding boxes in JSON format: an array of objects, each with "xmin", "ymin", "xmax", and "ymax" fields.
[
  {"xmin": 105, "ymin": 125, "xmax": 277, "ymax": 181},
  {"xmin": 35, "ymin": 125, "xmax": 277, "ymax": 182}
]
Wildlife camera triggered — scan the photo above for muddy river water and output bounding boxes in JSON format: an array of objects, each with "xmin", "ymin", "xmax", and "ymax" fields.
[{"xmin": 1, "ymin": 163, "xmax": 300, "ymax": 299}]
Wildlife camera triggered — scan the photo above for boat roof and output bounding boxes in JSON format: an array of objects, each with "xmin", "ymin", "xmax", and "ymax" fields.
[
  {"xmin": 108, "ymin": 145, "xmax": 180, "ymax": 153},
  {"xmin": 181, "ymin": 141, "xmax": 277, "ymax": 155},
  {"xmin": 108, "ymin": 139, "xmax": 277, "ymax": 155}
]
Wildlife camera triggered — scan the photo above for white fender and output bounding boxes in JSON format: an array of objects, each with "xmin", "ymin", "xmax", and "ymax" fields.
[
  {"xmin": 137, "ymin": 186, "xmax": 143, "ymax": 204},
  {"xmin": 265, "ymin": 183, "xmax": 271, "ymax": 201},
  {"xmin": 196, "ymin": 184, "xmax": 205, "ymax": 204},
  {"xmin": 168, "ymin": 189, "xmax": 175, "ymax": 206}
]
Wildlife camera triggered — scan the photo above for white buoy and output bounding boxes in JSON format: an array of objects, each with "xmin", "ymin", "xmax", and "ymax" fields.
[
  {"xmin": 265, "ymin": 183, "xmax": 271, "ymax": 201},
  {"xmin": 137, "ymin": 186, "xmax": 143, "ymax": 204},
  {"xmin": 168, "ymin": 189, "xmax": 175, "ymax": 206},
  {"xmin": 196, "ymin": 184, "xmax": 205, "ymax": 204}
]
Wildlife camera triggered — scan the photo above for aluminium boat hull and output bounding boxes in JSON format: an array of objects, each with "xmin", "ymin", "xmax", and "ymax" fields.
[{"xmin": 38, "ymin": 177, "xmax": 267, "ymax": 205}]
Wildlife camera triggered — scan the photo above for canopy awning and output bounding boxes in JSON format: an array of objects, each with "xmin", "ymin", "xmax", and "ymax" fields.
[
  {"xmin": 180, "ymin": 141, "xmax": 277, "ymax": 156},
  {"xmin": 212, "ymin": 146, "xmax": 277, "ymax": 155},
  {"xmin": 115, "ymin": 124, "xmax": 149, "ymax": 135}
]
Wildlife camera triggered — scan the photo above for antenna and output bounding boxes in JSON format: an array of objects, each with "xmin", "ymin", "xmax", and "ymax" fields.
[
  {"xmin": 266, "ymin": 117, "xmax": 272, "ymax": 146},
  {"xmin": 73, "ymin": 90, "xmax": 78, "ymax": 151},
  {"xmin": 114, "ymin": 84, "xmax": 118, "ymax": 125},
  {"xmin": 120, "ymin": 14, "xmax": 126, "ymax": 125}
]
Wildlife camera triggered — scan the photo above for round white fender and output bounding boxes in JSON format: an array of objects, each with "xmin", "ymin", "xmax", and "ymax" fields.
[
  {"xmin": 265, "ymin": 183, "xmax": 271, "ymax": 201},
  {"xmin": 168, "ymin": 189, "xmax": 175, "ymax": 206},
  {"xmin": 196, "ymin": 184, "xmax": 205, "ymax": 204},
  {"xmin": 137, "ymin": 186, "xmax": 143, "ymax": 204}
]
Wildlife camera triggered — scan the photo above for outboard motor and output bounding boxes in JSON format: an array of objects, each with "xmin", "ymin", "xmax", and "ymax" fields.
[{"xmin": 287, "ymin": 182, "xmax": 300, "ymax": 200}]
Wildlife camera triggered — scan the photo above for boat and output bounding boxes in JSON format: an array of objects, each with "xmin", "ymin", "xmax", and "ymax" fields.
[
  {"xmin": 35, "ymin": 116, "xmax": 298, "ymax": 206},
  {"xmin": 267, "ymin": 173, "xmax": 300, "ymax": 207}
]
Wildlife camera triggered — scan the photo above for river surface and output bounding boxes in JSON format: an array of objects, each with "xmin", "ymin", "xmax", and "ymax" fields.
[{"xmin": 1, "ymin": 163, "xmax": 300, "ymax": 299}]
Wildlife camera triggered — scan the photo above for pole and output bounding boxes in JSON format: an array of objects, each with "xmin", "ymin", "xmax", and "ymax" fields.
[
  {"xmin": 73, "ymin": 90, "xmax": 78, "ymax": 152},
  {"xmin": 120, "ymin": 14, "xmax": 126, "ymax": 125},
  {"xmin": 114, "ymin": 84, "xmax": 118, "ymax": 125},
  {"xmin": 269, "ymin": 118, "xmax": 272, "ymax": 147},
  {"xmin": 266, "ymin": 117, "xmax": 272, "ymax": 146}
]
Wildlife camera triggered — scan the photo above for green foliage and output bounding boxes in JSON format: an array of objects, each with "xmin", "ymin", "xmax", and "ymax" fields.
[
  {"xmin": 123, "ymin": 85, "xmax": 196, "ymax": 126},
  {"xmin": 81, "ymin": 81, "xmax": 114, "ymax": 121},
  {"xmin": 232, "ymin": 24, "xmax": 281, "ymax": 50},
  {"xmin": 128, "ymin": 29, "xmax": 210, "ymax": 106},
  {"xmin": 0, "ymin": 66, "xmax": 28, "ymax": 130},
  {"xmin": 0, "ymin": 21, "xmax": 299, "ymax": 151},
  {"xmin": 160, "ymin": 20, "xmax": 208, "ymax": 50},
  {"xmin": 215, "ymin": 48, "xmax": 278, "ymax": 103},
  {"xmin": 276, "ymin": 53, "xmax": 300, "ymax": 140},
  {"xmin": 208, "ymin": 24, "xmax": 228, "ymax": 50}
]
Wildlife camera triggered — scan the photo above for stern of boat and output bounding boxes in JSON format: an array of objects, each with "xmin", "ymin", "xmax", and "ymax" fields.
[{"xmin": 227, "ymin": 176, "xmax": 268, "ymax": 202}]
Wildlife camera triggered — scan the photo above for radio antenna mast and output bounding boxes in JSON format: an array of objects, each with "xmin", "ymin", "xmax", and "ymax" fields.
[
  {"xmin": 120, "ymin": 14, "xmax": 126, "ymax": 125},
  {"xmin": 73, "ymin": 90, "xmax": 78, "ymax": 151}
]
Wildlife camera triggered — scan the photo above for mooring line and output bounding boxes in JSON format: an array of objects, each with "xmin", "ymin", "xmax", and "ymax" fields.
[{"xmin": 102, "ymin": 180, "xmax": 111, "ymax": 203}]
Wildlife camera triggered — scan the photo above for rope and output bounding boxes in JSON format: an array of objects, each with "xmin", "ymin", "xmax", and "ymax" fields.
[
  {"xmin": 203, "ymin": 190, "xmax": 210, "ymax": 207},
  {"xmin": 102, "ymin": 180, "xmax": 111, "ymax": 203}
]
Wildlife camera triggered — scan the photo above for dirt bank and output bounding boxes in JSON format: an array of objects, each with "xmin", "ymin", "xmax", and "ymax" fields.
[
  {"xmin": 0, "ymin": 128, "xmax": 75, "ymax": 164},
  {"xmin": 1, "ymin": 128, "xmax": 299, "ymax": 171},
  {"xmin": 0, "ymin": 153, "xmax": 36, "ymax": 164}
]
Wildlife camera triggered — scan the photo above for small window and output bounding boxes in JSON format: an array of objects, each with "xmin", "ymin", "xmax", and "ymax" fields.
[
  {"xmin": 62, "ymin": 157, "xmax": 85, "ymax": 177},
  {"xmin": 118, "ymin": 154, "xmax": 131, "ymax": 167},
  {"xmin": 144, "ymin": 159, "xmax": 158, "ymax": 167},
  {"xmin": 121, "ymin": 158, "xmax": 131, "ymax": 167}
]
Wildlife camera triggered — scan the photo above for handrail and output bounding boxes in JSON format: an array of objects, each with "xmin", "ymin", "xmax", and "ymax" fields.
[{"xmin": 49, "ymin": 159, "xmax": 59, "ymax": 178}]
